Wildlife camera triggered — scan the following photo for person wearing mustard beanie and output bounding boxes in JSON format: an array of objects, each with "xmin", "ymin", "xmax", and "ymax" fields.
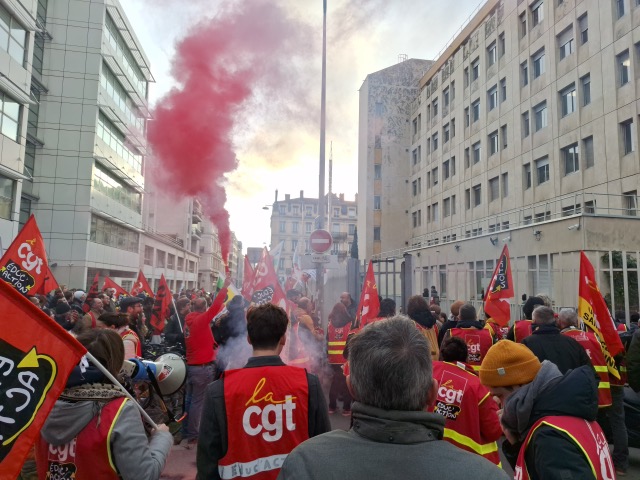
[{"xmin": 479, "ymin": 340, "xmax": 606, "ymax": 479}]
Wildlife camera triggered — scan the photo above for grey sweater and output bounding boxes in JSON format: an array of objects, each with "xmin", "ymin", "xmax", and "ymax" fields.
[{"xmin": 278, "ymin": 402, "xmax": 510, "ymax": 480}]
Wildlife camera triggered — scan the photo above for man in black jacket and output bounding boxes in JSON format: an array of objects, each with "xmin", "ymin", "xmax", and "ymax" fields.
[
  {"xmin": 479, "ymin": 340, "xmax": 611, "ymax": 479},
  {"xmin": 522, "ymin": 306, "xmax": 592, "ymax": 374},
  {"xmin": 165, "ymin": 297, "xmax": 190, "ymax": 349},
  {"xmin": 196, "ymin": 303, "xmax": 330, "ymax": 479}
]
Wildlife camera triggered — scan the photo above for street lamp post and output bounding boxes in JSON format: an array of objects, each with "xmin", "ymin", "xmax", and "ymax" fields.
[{"xmin": 316, "ymin": 0, "xmax": 327, "ymax": 329}]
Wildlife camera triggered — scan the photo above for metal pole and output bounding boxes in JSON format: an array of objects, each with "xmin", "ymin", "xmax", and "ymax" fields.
[{"xmin": 317, "ymin": 0, "xmax": 327, "ymax": 329}]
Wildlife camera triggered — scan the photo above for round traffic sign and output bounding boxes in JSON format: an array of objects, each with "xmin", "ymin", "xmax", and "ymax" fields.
[{"xmin": 309, "ymin": 229, "xmax": 333, "ymax": 254}]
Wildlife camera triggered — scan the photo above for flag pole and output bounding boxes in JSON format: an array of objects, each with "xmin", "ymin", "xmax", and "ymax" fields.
[
  {"xmin": 85, "ymin": 352, "xmax": 159, "ymax": 429},
  {"xmin": 171, "ymin": 296, "xmax": 183, "ymax": 333}
]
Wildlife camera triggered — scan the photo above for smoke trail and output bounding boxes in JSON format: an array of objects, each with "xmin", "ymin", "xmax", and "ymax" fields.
[{"xmin": 146, "ymin": 1, "xmax": 313, "ymax": 263}]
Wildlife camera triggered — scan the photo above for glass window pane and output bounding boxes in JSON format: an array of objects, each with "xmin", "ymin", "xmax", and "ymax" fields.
[{"xmin": 1, "ymin": 116, "xmax": 18, "ymax": 140}]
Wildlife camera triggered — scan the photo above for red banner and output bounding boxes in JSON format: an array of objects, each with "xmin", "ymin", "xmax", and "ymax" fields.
[
  {"xmin": 356, "ymin": 260, "xmax": 380, "ymax": 329},
  {"xmin": 249, "ymin": 247, "xmax": 287, "ymax": 309},
  {"xmin": 484, "ymin": 245, "xmax": 514, "ymax": 327},
  {"xmin": 242, "ymin": 256, "xmax": 256, "ymax": 301},
  {"xmin": 102, "ymin": 276, "xmax": 128, "ymax": 298},
  {"xmin": 0, "ymin": 277, "xmax": 87, "ymax": 478},
  {"xmin": 578, "ymin": 251, "xmax": 625, "ymax": 379},
  {"xmin": 150, "ymin": 274, "xmax": 172, "ymax": 332},
  {"xmin": 130, "ymin": 271, "xmax": 154, "ymax": 297},
  {"xmin": 0, "ymin": 214, "xmax": 50, "ymax": 296},
  {"xmin": 35, "ymin": 264, "xmax": 60, "ymax": 296}
]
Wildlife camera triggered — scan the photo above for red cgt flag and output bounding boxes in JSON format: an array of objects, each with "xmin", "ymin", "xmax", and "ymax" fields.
[
  {"xmin": 578, "ymin": 251, "xmax": 625, "ymax": 379},
  {"xmin": 249, "ymin": 248, "xmax": 287, "ymax": 310},
  {"xmin": 150, "ymin": 274, "xmax": 172, "ymax": 333},
  {"xmin": 35, "ymin": 264, "xmax": 60, "ymax": 296},
  {"xmin": 0, "ymin": 277, "xmax": 87, "ymax": 478},
  {"xmin": 242, "ymin": 255, "xmax": 256, "ymax": 301},
  {"xmin": 82, "ymin": 273, "xmax": 100, "ymax": 313},
  {"xmin": 356, "ymin": 260, "xmax": 381, "ymax": 329},
  {"xmin": 0, "ymin": 214, "xmax": 50, "ymax": 296},
  {"xmin": 130, "ymin": 270, "xmax": 154, "ymax": 298},
  {"xmin": 484, "ymin": 245, "xmax": 515, "ymax": 327},
  {"xmin": 102, "ymin": 276, "xmax": 128, "ymax": 299}
]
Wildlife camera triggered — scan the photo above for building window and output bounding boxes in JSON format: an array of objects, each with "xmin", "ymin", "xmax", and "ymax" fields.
[
  {"xmin": 560, "ymin": 83, "xmax": 576, "ymax": 117},
  {"xmin": 279, "ymin": 221, "xmax": 286, "ymax": 233},
  {"xmin": 177, "ymin": 257, "xmax": 184, "ymax": 271},
  {"xmin": 580, "ymin": 74, "xmax": 591, "ymax": 106},
  {"xmin": 534, "ymin": 101, "xmax": 547, "ymax": 131},
  {"xmin": 489, "ymin": 131, "xmax": 499, "ymax": 155},
  {"xmin": 487, "ymin": 41, "xmax": 497, "ymax": 66},
  {"xmin": 472, "ymin": 141, "xmax": 481, "ymax": 164},
  {"xmin": 101, "ymin": 63, "xmax": 145, "ymax": 131},
  {"xmin": 522, "ymin": 111, "xmax": 530, "ymax": 137},
  {"xmin": 143, "ymin": 246, "xmax": 153, "ymax": 266},
  {"xmin": 583, "ymin": 136, "xmax": 594, "ymax": 168},
  {"xmin": 502, "ymin": 172, "xmax": 509, "ymax": 198},
  {"xmin": 432, "ymin": 98, "xmax": 439, "ymax": 117},
  {"xmin": 93, "ymin": 164, "xmax": 142, "ymax": 213},
  {"xmin": 412, "ymin": 211, "xmax": 419, "ymax": 228},
  {"xmin": 471, "ymin": 58, "xmax": 479, "ymax": 81},
  {"xmin": 531, "ymin": 1, "xmax": 544, "ymax": 26},
  {"xmin": 0, "ymin": 175, "xmax": 12, "ymax": 220},
  {"xmin": 532, "ymin": 49, "xmax": 545, "ymax": 78},
  {"xmin": 451, "ymin": 81, "xmax": 456, "ymax": 100},
  {"xmin": 90, "ymin": 215, "xmax": 140, "ymax": 252},
  {"xmin": 292, "ymin": 221, "xmax": 298, "ymax": 233},
  {"xmin": 418, "ymin": 177, "xmax": 422, "ymax": 194},
  {"xmin": 464, "ymin": 67, "xmax": 469, "ymax": 88},
  {"xmin": 535, "ymin": 156, "xmax": 550, "ymax": 185},
  {"xmin": 373, "ymin": 227, "xmax": 381, "ymax": 241},
  {"xmin": 374, "ymin": 195, "xmax": 381, "ymax": 210},
  {"xmin": 0, "ymin": 5, "xmax": 27, "ymax": 64},
  {"xmin": 617, "ymin": 50, "xmax": 630, "ymax": 86},
  {"xmin": 472, "ymin": 99, "xmax": 480, "ymax": 122},
  {"xmin": 412, "ymin": 180, "xmax": 418, "ymax": 196},
  {"xmin": 621, "ymin": 119, "xmax": 635, "ymax": 155},
  {"xmin": 18, "ymin": 195, "xmax": 30, "ymax": 227},
  {"xmin": 451, "ymin": 156, "xmax": 456, "ymax": 176},
  {"xmin": 443, "ymin": 197, "xmax": 451, "ymax": 217},
  {"xmin": 412, "ymin": 148, "xmax": 419, "ymax": 165},
  {"xmin": 500, "ymin": 78, "xmax": 507, "ymax": 102},
  {"xmin": 374, "ymin": 164, "xmax": 382, "ymax": 179},
  {"xmin": 624, "ymin": 190, "xmax": 637, "ymax": 216},
  {"xmin": 443, "ymin": 123, "xmax": 450, "ymax": 143},
  {"xmin": 348, "ymin": 223, "xmax": 356, "ymax": 235},
  {"xmin": 524, "ymin": 163, "xmax": 532, "ymax": 189},
  {"xmin": 498, "ymin": 32, "xmax": 506, "ymax": 58},
  {"xmin": 488, "ymin": 85, "xmax": 498, "ymax": 111},
  {"xmin": 473, "ymin": 184, "xmax": 482, "ymax": 207},
  {"xmin": 305, "ymin": 222, "xmax": 312, "ymax": 233},
  {"xmin": 501, "ymin": 125, "xmax": 508, "ymax": 148},
  {"xmin": 432, "ymin": 167, "xmax": 439, "ymax": 186},
  {"xmin": 0, "ymin": 91, "xmax": 20, "ymax": 142},
  {"xmin": 562, "ymin": 143, "xmax": 580, "ymax": 175},
  {"xmin": 521, "ymin": 61, "xmax": 529, "ymax": 86},
  {"xmin": 97, "ymin": 112, "xmax": 143, "ymax": 174},
  {"xmin": 156, "ymin": 250, "xmax": 166, "ymax": 268},
  {"xmin": 443, "ymin": 87, "xmax": 450, "ymax": 107},
  {"xmin": 433, "ymin": 132, "xmax": 439, "ymax": 150},
  {"xmin": 464, "ymin": 107, "xmax": 470, "ymax": 127},
  {"xmin": 616, "ymin": 0, "xmax": 625, "ymax": 18},
  {"xmin": 465, "ymin": 147, "xmax": 470, "ymax": 168},
  {"xmin": 431, "ymin": 203, "xmax": 439, "ymax": 222},
  {"xmin": 489, "ymin": 176, "xmax": 499, "ymax": 202},
  {"xmin": 520, "ymin": 12, "xmax": 527, "ymax": 38},
  {"xmin": 465, "ymin": 188, "xmax": 471, "ymax": 210},
  {"xmin": 443, "ymin": 159, "xmax": 450, "ymax": 179},
  {"xmin": 557, "ymin": 27, "xmax": 574, "ymax": 60},
  {"xmin": 451, "ymin": 118, "xmax": 456, "ymax": 138},
  {"xmin": 578, "ymin": 13, "xmax": 588, "ymax": 44}
]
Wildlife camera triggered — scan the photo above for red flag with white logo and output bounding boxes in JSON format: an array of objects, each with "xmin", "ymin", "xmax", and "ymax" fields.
[
  {"xmin": 0, "ymin": 278, "xmax": 87, "ymax": 478},
  {"xmin": 150, "ymin": 274, "xmax": 172, "ymax": 332},
  {"xmin": 249, "ymin": 247, "xmax": 287, "ymax": 310},
  {"xmin": 35, "ymin": 264, "xmax": 60, "ymax": 296},
  {"xmin": 242, "ymin": 255, "xmax": 256, "ymax": 301},
  {"xmin": 102, "ymin": 276, "xmax": 128, "ymax": 298},
  {"xmin": 130, "ymin": 270, "xmax": 154, "ymax": 297},
  {"xmin": 356, "ymin": 260, "xmax": 380, "ymax": 329},
  {"xmin": 484, "ymin": 245, "xmax": 514, "ymax": 327},
  {"xmin": 0, "ymin": 214, "xmax": 50, "ymax": 296}
]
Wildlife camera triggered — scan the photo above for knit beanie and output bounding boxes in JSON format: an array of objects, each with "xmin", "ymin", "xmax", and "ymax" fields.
[
  {"xmin": 522, "ymin": 296, "xmax": 545, "ymax": 320},
  {"xmin": 479, "ymin": 340, "xmax": 541, "ymax": 387}
]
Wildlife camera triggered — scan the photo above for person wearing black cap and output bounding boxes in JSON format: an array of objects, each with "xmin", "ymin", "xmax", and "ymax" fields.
[
  {"xmin": 119, "ymin": 297, "xmax": 144, "ymax": 357},
  {"xmin": 506, "ymin": 296, "xmax": 546, "ymax": 343},
  {"xmin": 54, "ymin": 302, "xmax": 78, "ymax": 331}
]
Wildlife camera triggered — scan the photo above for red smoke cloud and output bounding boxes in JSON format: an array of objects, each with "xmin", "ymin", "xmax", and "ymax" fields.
[{"xmin": 147, "ymin": 1, "xmax": 311, "ymax": 264}]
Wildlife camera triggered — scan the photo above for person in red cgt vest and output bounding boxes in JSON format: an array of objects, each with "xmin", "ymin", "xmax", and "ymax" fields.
[
  {"xmin": 327, "ymin": 292, "xmax": 355, "ymax": 415},
  {"xmin": 196, "ymin": 303, "xmax": 330, "ymax": 480},
  {"xmin": 442, "ymin": 303, "xmax": 493, "ymax": 372},
  {"xmin": 506, "ymin": 296, "xmax": 545, "ymax": 343},
  {"xmin": 431, "ymin": 337, "xmax": 503, "ymax": 466},
  {"xmin": 479, "ymin": 340, "xmax": 613, "ymax": 479}
]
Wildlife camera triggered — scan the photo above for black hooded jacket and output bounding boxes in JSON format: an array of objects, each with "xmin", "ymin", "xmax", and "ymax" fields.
[{"xmin": 502, "ymin": 364, "xmax": 600, "ymax": 479}]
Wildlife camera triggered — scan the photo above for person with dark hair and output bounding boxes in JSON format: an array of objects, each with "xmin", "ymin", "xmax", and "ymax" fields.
[
  {"xmin": 378, "ymin": 298, "xmax": 396, "ymax": 318},
  {"xmin": 119, "ymin": 296, "xmax": 146, "ymax": 352},
  {"xmin": 197, "ymin": 303, "xmax": 330, "ymax": 479},
  {"xmin": 437, "ymin": 299, "xmax": 464, "ymax": 346},
  {"xmin": 406, "ymin": 295, "xmax": 439, "ymax": 361},
  {"xmin": 442, "ymin": 303, "xmax": 493, "ymax": 372},
  {"xmin": 95, "ymin": 312, "xmax": 140, "ymax": 359},
  {"xmin": 506, "ymin": 295, "xmax": 546, "ymax": 343},
  {"xmin": 36, "ymin": 329, "xmax": 172, "ymax": 479},
  {"xmin": 165, "ymin": 297, "xmax": 191, "ymax": 349},
  {"xmin": 431, "ymin": 337, "xmax": 502, "ymax": 466},
  {"xmin": 279, "ymin": 317, "xmax": 509, "ymax": 479},
  {"xmin": 327, "ymin": 293, "xmax": 355, "ymax": 415}
]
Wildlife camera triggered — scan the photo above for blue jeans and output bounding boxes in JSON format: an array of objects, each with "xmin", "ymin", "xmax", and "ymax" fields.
[{"xmin": 183, "ymin": 364, "xmax": 215, "ymax": 440}]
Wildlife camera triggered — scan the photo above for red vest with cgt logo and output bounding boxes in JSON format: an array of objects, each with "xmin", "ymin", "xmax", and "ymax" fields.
[
  {"xmin": 36, "ymin": 397, "xmax": 128, "ymax": 480},
  {"xmin": 218, "ymin": 366, "xmax": 309, "ymax": 479},
  {"xmin": 515, "ymin": 416, "xmax": 614, "ymax": 480},
  {"xmin": 327, "ymin": 322, "xmax": 350, "ymax": 365},
  {"xmin": 450, "ymin": 327, "xmax": 493, "ymax": 371}
]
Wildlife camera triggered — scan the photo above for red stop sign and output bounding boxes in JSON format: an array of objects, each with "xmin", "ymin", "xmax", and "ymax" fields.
[{"xmin": 309, "ymin": 229, "xmax": 333, "ymax": 253}]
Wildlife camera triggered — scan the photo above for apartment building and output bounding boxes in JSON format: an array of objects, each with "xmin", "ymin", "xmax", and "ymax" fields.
[
  {"xmin": 357, "ymin": 58, "xmax": 433, "ymax": 259},
  {"xmin": 366, "ymin": 0, "xmax": 640, "ymax": 313},
  {"xmin": 268, "ymin": 190, "xmax": 357, "ymax": 278},
  {"xmin": 198, "ymin": 217, "xmax": 225, "ymax": 292}
]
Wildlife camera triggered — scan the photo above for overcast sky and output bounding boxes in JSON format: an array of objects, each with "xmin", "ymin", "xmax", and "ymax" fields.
[{"xmin": 121, "ymin": 0, "xmax": 482, "ymax": 251}]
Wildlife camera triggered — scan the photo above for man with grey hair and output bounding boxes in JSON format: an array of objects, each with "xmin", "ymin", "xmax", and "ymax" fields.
[
  {"xmin": 522, "ymin": 306, "xmax": 592, "ymax": 374},
  {"xmin": 278, "ymin": 316, "xmax": 509, "ymax": 480}
]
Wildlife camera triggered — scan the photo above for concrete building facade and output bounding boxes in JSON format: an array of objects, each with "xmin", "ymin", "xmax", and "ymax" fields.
[{"xmin": 363, "ymin": 0, "xmax": 640, "ymax": 315}]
